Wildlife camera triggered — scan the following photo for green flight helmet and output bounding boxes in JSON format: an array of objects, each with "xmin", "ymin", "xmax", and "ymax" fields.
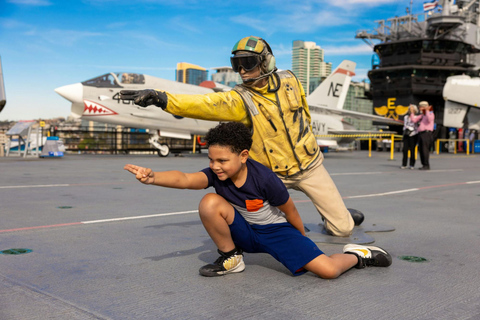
[{"xmin": 231, "ymin": 36, "xmax": 276, "ymax": 73}]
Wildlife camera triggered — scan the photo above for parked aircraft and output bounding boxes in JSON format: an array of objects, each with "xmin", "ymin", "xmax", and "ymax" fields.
[
  {"xmin": 0, "ymin": 56, "xmax": 6, "ymax": 113},
  {"xmin": 305, "ymin": 61, "xmax": 401, "ymax": 147},
  {"xmin": 55, "ymin": 60, "xmax": 401, "ymax": 156},
  {"xmin": 442, "ymin": 75, "xmax": 480, "ymax": 130}
]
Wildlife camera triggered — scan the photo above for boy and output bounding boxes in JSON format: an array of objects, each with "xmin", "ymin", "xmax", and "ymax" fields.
[{"xmin": 124, "ymin": 122, "xmax": 392, "ymax": 278}]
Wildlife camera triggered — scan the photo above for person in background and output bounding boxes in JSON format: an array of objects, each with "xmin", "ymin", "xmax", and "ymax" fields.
[
  {"xmin": 469, "ymin": 130, "xmax": 476, "ymax": 153},
  {"xmin": 410, "ymin": 101, "xmax": 435, "ymax": 170},
  {"xmin": 401, "ymin": 104, "xmax": 419, "ymax": 169}
]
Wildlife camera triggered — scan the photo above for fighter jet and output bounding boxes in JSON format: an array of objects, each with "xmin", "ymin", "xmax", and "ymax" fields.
[
  {"xmin": 305, "ymin": 61, "xmax": 402, "ymax": 147},
  {"xmin": 55, "ymin": 72, "xmax": 224, "ymax": 156},
  {"xmin": 55, "ymin": 60, "xmax": 401, "ymax": 156}
]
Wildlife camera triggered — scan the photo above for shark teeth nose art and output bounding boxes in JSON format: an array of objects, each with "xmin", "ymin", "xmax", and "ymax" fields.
[{"xmin": 83, "ymin": 100, "xmax": 118, "ymax": 116}]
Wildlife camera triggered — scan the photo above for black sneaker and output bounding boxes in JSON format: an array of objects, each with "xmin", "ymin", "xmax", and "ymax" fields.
[
  {"xmin": 343, "ymin": 244, "xmax": 392, "ymax": 269},
  {"xmin": 199, "ymin": 249, "xmax": 245, "ymax": 277}
]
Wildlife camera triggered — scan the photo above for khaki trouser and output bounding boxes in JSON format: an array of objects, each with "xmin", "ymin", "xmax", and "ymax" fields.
[{"xmin": 277, "ymin": 154, "xmax": 354, "ymax": 236}]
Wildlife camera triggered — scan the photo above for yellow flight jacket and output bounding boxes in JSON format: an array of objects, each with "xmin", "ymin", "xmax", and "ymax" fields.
[{"xmin": 164, "ymin": 70, "xmax": 320, "ymax": 176}]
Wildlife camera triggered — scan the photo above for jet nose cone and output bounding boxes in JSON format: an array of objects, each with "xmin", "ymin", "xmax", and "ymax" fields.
[{"xmin": 55, "ymin": 83, "xmax": 83, "ymax": 103}]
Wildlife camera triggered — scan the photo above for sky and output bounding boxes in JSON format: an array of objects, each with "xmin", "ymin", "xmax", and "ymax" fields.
[{"xmin": 0, "ymin": 0, "xmax": 430, "ymax": 121}]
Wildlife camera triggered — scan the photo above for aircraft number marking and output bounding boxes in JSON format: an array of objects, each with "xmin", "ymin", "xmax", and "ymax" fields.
[
  {"xmin": 447, "ymin": 107, "xmax": 463, "ymax": 114},
  {"xmin": 311, "ymin": 120, "xmax": 327, "ymax": 134},
  {"xmin": 112, "ymin": 92, "xmax": 134, "ymax": 105},
  {"xmin": 328, "ymin": 83, "xmax": 343, "ymax": 97}
]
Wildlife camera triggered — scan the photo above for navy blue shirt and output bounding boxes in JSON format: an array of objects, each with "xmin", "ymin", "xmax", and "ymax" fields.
[{"xmin": 201, "ymin": 158, "xmax": 290, "ymax": 225}]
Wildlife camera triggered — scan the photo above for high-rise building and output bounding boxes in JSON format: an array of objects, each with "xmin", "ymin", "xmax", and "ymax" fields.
[
  {"xmin": 343, "ymin": 81, "xmax": 374, "ymax": 130},
  {"xmin": 320, "ymin": 61, "xmax": 332, "ymax": 79},
  {"xmin": 176, "ymin": 62, "xmax": 208, "ymax": 85},
  {"xmin": 211, "ymin": 67, "xmax": 242, "ymax": 87},
  {"xmin": 292, "ymin": 40, "xmax": 331, "ymax": 95}
]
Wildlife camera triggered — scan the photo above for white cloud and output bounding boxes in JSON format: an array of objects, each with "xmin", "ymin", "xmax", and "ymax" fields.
[
  {"xmin": 168, "ymin": 16, "xmax": 203, "ymax": 35},
  {"xmin": 229, "ymin": 0, "xmax": 392, "ymax": 34},
  {"xmin": 270, "ymin": 43, "xmax": 293, "ymax": 57},
  {"xmin": 331, "ymin": 0, "xmax": 397, "ymax": 6},
  {"xmin": 7, "ymin": 0, "xmax": 52, "ymax": 5},
  {"xmin": 39, "ymin": 29, "xmax": 104, "ymax": 46},
  {"xmin": 230, "ymin": 10, "xmax": 347, "ymax": 34},
  {"xmin": 117, "ymin": 32, "xmax": 182, "ymax": 50},
  {"xmin": 0, "ymin": 18, "xmax": 34, "ymax": 30},
  {"xmin": 0, "ymin": 19, "xmax": 104, "ymax": 46},
  {"xmin": 323, "ymin": 43, "xmax": 374, "ymax": 55},
  {"xmin": 229, "ymin": 15, "xmax": 269, "ymax": 33}
]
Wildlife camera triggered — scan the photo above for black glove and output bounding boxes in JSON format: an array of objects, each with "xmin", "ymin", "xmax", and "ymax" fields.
[{"xmin": 119, "ymin": 89, "xmax": 168, "ymax": 109}]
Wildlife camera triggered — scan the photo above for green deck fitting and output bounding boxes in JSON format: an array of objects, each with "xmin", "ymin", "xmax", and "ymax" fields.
[
  {"xmin": 0, "ymin": 248, "xmax": 33, "ymax": 255},
  {"xmin": 399, "ymin": 256, "xmax": 428, "ymax": 262}
]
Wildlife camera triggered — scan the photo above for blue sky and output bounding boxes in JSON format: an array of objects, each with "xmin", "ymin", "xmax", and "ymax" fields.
[{"xmin": 0, "ymin": 0, "xmax": 429, "ymax": 121}]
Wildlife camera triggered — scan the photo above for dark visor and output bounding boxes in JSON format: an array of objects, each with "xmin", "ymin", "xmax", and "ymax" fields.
[{"xmin": 230, "ymin": 55, "xmax": 261, "ymax": 72}]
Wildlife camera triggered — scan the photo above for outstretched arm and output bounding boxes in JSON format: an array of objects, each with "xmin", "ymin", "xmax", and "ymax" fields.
[
  {"xmin": 124, "ymin": 164, "xmax": 208, "ymax": 190},
  {"xmin": 277, "ymin": 197, "xmax": 306, "ymax": 236},
  {"xmin": 120, "ymin": 89, "xmax": 251, "ymax": 126}
]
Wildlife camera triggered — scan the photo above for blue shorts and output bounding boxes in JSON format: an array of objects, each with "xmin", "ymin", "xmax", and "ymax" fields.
[{"xmin": 229, "ymin": 210, "xmax": 324, "ymax": 276}]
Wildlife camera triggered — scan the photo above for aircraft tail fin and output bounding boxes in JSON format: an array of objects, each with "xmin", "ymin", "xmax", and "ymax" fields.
[
  {"xmin": 306, "ymin": 60, "xmax": 356, "ymax": 110},
  {"xmin": 0, "ymin": 56, "xmax": 6, "ymax": 113}
]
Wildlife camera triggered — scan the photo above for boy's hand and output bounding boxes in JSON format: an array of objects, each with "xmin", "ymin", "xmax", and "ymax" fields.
[{"xmin": 124, "ymin": 164, "xmax": 155, "ymax": 185}]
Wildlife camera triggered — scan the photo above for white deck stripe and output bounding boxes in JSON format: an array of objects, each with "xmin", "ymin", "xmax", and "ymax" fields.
[
  {"xmin": 330, "ymin": 172, "xmax": 383, "ymax": 176},
  {"xmin": 0, "ymin": 184, "xmax": 70, "ymax": 189},
  {"xmin": 81, "ymin": 210, "xmax": 199, "ymax": 224},
  {"xmin": 344, "ymin": 188, "xmax": 420, "ymax": 199}
]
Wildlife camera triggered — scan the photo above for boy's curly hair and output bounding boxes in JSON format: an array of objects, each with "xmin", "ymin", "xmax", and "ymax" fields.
[{"xmin": 205, "ymin": 122, "xmax": 253, "ymax": 154}]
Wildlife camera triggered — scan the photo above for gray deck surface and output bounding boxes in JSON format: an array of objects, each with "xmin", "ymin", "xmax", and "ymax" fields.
[{"xmin": 1, "ymin": 150, "xmax": 479, "ymax": 319}]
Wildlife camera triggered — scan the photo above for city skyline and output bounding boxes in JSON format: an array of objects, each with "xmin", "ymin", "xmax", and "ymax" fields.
[{"xmin": 1, "ymin": 0, "xmax": 428, "ymax": 121}]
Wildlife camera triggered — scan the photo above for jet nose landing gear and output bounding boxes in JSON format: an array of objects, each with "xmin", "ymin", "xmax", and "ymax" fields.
[
  {"xmin": 149, "ymin": 132, "xmax": 170, "ymax": 157},
  {"xmin": 156, "ymin": 143, "xmax": 170, "ymax": 157}
]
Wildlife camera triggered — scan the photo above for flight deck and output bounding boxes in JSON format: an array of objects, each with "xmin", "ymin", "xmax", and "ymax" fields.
[{"xmin": 1, "ymin": 151, "xmax": 479, "ymax": 319}]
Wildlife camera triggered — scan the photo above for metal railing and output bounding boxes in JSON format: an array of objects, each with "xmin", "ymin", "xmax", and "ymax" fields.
[
  {"xmin": 316, "ymin": 134, "xmax": 476, "ymax": 159},
  {"xmin": 51, "ymin": 127, "xmax": 200, "ymax": 155},
  {"xmin": 436, "ymin": 139, "xmax": 473, "ymax": 155},
  {"xmin": 316, "ymin": 133, "xmax": 402, "ymax": 159}
]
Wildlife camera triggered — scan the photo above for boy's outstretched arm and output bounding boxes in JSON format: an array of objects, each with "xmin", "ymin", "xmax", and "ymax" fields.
[
  {"xmin": 124, "ymin": 164, "xmax": 208, "ymax": 190},
  {"xmin": 277, "ymin": 197, "xmax": 306, "ymax": 236}
]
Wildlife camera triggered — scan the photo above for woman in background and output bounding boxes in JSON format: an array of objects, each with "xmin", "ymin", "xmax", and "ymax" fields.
[{"xmin": 401, "ymin": 104, "xmax": 419, "ymax": 169}]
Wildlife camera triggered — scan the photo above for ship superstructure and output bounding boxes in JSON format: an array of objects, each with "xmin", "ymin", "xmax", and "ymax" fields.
[{"xmin": 356, "ymin": 0, "xmax": 480, "ymax": 130}]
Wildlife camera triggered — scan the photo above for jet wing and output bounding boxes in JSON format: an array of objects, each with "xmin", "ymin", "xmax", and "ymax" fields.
[{"xmin": 309, "ymin": 103, "xmax": 403, "ymax": 126}]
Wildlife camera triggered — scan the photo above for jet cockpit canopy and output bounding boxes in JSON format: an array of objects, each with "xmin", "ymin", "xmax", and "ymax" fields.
[{"xmin": 82, "ymin": 73, "xmax": 145, "ymax": 88}]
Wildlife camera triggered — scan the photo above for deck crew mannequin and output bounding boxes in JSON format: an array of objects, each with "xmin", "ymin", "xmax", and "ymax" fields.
[{"xmin": 120, "ymin": 36, "xmax": 364, "ymax": 236}]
